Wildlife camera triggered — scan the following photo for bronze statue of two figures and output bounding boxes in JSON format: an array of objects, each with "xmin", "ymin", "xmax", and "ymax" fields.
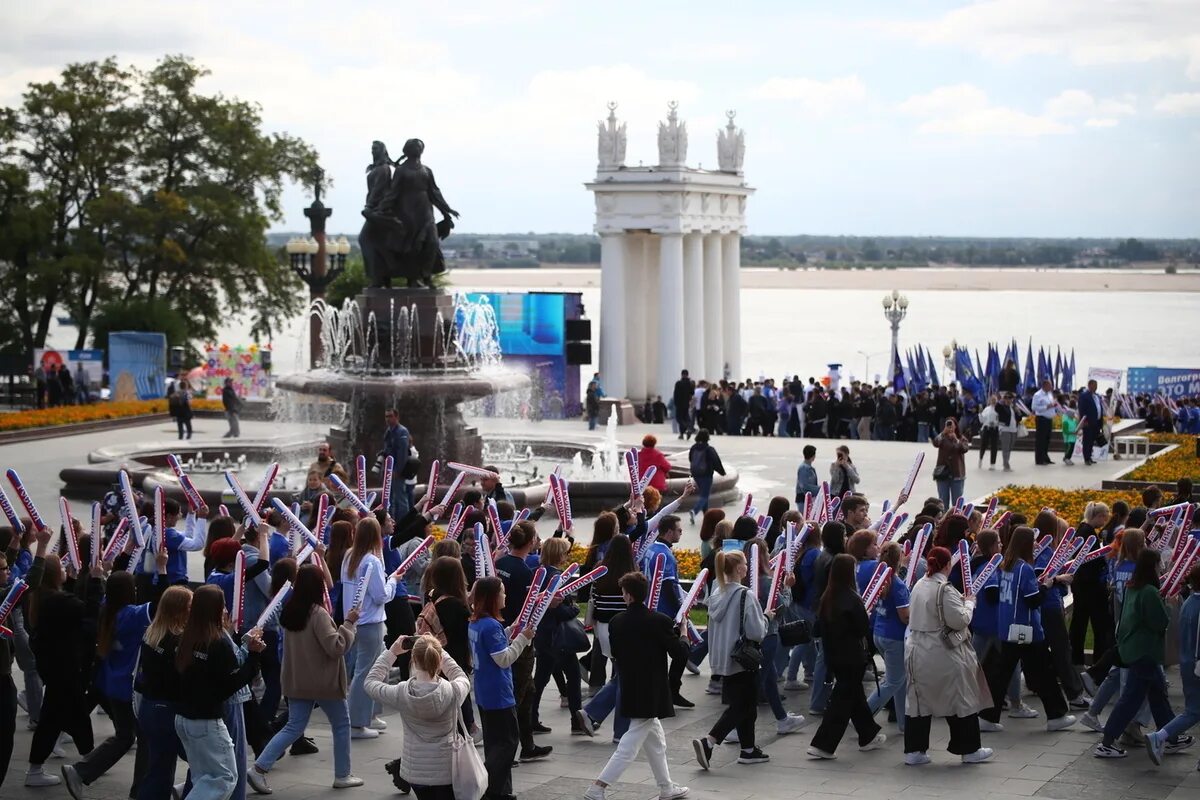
[{"xmin": 359, "ymin": 139, "xmax": 459, "ymax": 289}]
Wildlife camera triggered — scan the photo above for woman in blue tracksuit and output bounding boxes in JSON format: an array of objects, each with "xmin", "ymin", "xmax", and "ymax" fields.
[
  {"xmin": 866, "ymin": 542, "xmax": 909, "ymax": 732},
  {"xmin": 1032, "ymin": 512, "xmax": 1085, "ymax": 707},
  {"xmin": 61, "ymin": 547, "xmax": 168, "ymax": 796},
  {"xmin": 341, "ymin": 516, "xmax": 399, "ymax": 739},
  {"xmin": 978, "ymin": 527, "xmax": 1074, "ymax": 732},
  {"xmin": 784, "ymin": 528, "xmax": 821, "ymax": 689}
]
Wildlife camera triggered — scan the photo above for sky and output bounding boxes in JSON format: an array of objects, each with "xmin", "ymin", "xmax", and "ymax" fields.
[{"xmin": 2, "ymin": 0, "xmax": 1199, "ymax": 238}]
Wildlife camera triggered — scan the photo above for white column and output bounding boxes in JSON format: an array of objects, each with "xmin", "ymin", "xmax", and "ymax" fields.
[
  {"xmin": 643, "ymin": 235, "xmax": 660, "ymax": 396},
  {"xmin": 624, "ymin": 235, "xmax": 647, "ymax": 401},
  {"xmin": 598, "ymin": 232, "xmax": 627, "ymax": 398},
  {"xmin": 683, "ymin": 232, "xmax": 705, "ymax": 378},
  {"xmin": 703, "ymin": 233, "xmax": 724, "ymax": 380},
  {"xmin": 657, "ymin": 232, "xmax": 685, "ymax": 400},
  {"xmin": 721, "ymin": 232, "xmax": 741, "ymax": 380}
]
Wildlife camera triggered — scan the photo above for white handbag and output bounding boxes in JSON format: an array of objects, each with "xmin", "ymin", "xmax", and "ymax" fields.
[{"xmin": 449, "ymin": 704, "xmax": 487, "ymax": 800}]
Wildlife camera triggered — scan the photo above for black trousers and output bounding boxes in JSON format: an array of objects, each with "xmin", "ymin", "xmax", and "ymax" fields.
[
  {"xmin": 709, "ymin": 669, "xmax": 759, "ymax": 749},
  {"xmin": 810, "ymin": 662, "xmax": 880, "ymax": 754},
  {"xmin": 669, "ymin": 650, "xmax": 686, "ymax": 696},
  {"xmin": 904, "ymin": 713, "xmax": 981, "ymax": 755},
  {"xmin": 383, "ymin": 595, "xmax": 416, "ymax": 648},
  {"xmin": 0, "ymin": 674, "xmax": 14, "ymax": 789},
  {"xmin": 1041, "ymin": 605, "xmax": 1083, "ymax": 699},
  {"xmin": 1034, "ymin": 416, "xmax": 1052, "ymax": 463},
  {"xmin": 30, "ymin": 679, "xmax": 94, "ymax": 766},
  {"xmin": 480, "ymin": 707, "xmax": 519, "ymax": 800},
  {"xmin": 1081, "ymin": 421, "xmax": 1098, "ymax": 462},
  {"xmin": 533, "ymin": 647, "xmax": 582, "ymax": 715},
  {"xmin": 979, "ymin": 427, "xmax": 999, "ymax": 465},
  {"xmin": 981, "ymin": 641, "xmax": 1068, "ymax": 723},
  {"xmin": 413, "ymin": 785, "xmax": 455, "ymax": 800},
  {"xmin": 74, "ymin": 694, "xmax": 137, "ymax": 784},
  {"xmin": 513, "ymin": 646, "xmax": 536, "ymax": 752},
  {"xmin": 1070, "ymin": 592, "xmax": 1114, "ymax": 666}
]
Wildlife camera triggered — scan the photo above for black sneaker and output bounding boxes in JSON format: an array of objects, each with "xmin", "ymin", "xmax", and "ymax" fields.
[
  {"xmin": 1093, "ymin": 742, "xmax": 1127, "ymax": 759},
  {"xmin": 672, "ymin": 693, "xmax": 695, "ymax": 709},
  {"xmin": 692, "ymin": 737, "xmax": 713, "ymax": 770},
  {"xmin": 532, "ymin": 722, "xmax": 553, "ymax": 734},
  {"xmin": 519, "ymin": 745, "xmax": 552, "ymax": 762},
  {"xmin": 737, "ymin": 747, "xmax": 770, "ymax": 765},
  {"xmin": 384, "ymin": 759, "xmax": 411, "ymax": 794},
  {"xmin": 289, "ymin": 736, "xmax": 319, "ymax": 756}
]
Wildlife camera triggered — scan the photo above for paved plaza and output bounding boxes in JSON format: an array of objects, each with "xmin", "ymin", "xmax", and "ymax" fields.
[{"xmin": 3, "ymin": 415, "xmax": 1198, "ymax": 799}]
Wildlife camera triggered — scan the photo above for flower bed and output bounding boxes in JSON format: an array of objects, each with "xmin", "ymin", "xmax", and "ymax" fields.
[
  {"xmin": 991, "ymin": 485, "xmax": 1145, "ymax": 523},
  {"xmin": 1122, "ymin": 433, "xmax": 1199, "ymax": 484},
  {"xmin": 0, "ymin": 398, "xmax": 224, "ymax": 433}
]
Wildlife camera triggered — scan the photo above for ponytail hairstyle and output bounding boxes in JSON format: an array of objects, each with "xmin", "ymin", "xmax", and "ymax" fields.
[
  {"xmin": 410, "ymin": 633, "xmax": 444, "ymax": 678},
  {"xmin": 879, "ymin": 541, "xmax": 903, "ymax": 571},
  {"xmin": 714, "ymin": 549, "xmax": 747, "ymax": 589}
]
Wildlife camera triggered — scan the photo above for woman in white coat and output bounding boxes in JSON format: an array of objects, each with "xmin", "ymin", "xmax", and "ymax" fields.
[
  {"xmin": 903, "ymin": 546, "xmax": 994, "ymax": 766},
  {"xmin": 365, "ymin": 634, "xmax": 471, "ymax": 800}
]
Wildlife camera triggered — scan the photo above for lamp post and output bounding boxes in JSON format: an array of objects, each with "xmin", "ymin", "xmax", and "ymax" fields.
[
  {"xmin": 288, "ymin": 168, "xmax": 350, "ymax": 367},
  {"xmin": 881, "ymin": 289, "xmax": 908, "ymax": 382}
]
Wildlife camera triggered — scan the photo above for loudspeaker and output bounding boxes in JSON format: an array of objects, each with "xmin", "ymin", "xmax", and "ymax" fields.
[
  {"xmin": 565, "ymin": 319, "xmax": 591, "ymax": 341},
  {"xmin": 565, "ymin": 342, "xmax": 591, "ymax": 365},
  {"xmin": 169, "ymin": 347, "xmax": 184, "ymax": 369}
]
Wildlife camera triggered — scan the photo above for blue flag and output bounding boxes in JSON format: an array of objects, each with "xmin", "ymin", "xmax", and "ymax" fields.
[
  {"xmin": 1023, "ymin": 341, "xmax": 1035, "ymax": 393},
  {"xmin": 926, "ymin": 346, "xmax": 940, "ymax": 388},
  {"xmin": 893, "ymin": 349, "xmax": 906, "ymax": 393}
]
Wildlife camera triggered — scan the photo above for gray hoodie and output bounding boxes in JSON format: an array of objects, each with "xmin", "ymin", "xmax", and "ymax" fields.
[{"xmin": 706, "ymin": 582, "xmax": 767, "ymax": 677}]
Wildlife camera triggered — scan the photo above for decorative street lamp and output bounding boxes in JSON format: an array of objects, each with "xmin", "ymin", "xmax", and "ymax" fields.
[
  {"xmin": 287, "ymin": 169, "xmax": 351, "ymax": 368},
  {"xmin": 881, "ymin": 289, "xmax": 909, "ymax": 381}
]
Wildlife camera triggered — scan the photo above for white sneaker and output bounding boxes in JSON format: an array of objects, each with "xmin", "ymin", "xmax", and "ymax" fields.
[
  {"xmin": 705, "ymin": 682, "xmax": 722, "ymax": 695},
  {"xmin": 658, "ymin": 784, "xmax": 689, "ymax": 800},
  {"xmin": 723, "ymin": 731, "xmax": 739, "ymax": 744},
  {"xmin": 1079, "ymin": 712, "xmax": 1103, "ymax": 732},
  {"xmin": 247, "ymin": 768, "xmax": 273, "ymax": 795},
  {"xmin": 1047, "ymin": 715, "xmax": 1076, "ymax": 732},
  {"xmin": 685, "ymin": 662, "xmax": 701, "ymax": 675},
  {"xmin": 1008, "ymin": 703, "xmax": 1039, "ymax": 719},
  {"xmin": 859, "ymin": 733, "xmax": 886, "ymax": 752},
  {"xmin": 979, "ymin": 719, "xmax": 1004, "ymax": 732},
  {"xmin": 350, "ymin": 727, "xmax": 379, "ymax": 739},
  {"xmin": 905, "ymin": 752, "xmax": 931, "ymax": 766},
  {"xmin": 332, "ymin": 775, "xmax": 364, "ymax": 789},
  {"xmin": 962, "ymin": 747, "xmax": 994, "ymax": 764},
  {"xmin": 25, "ymin": 767, "xmax": 62, "ymax": 787},
  {"xmin": 783, "ymin": 679, "xmax": 808, "ymax": 691},
  {"xmin": 369, "ymin": 716, "xmax": 388, "ymax": 731},
  {"xmin": 50, "ymin": 744, "xmax": 67, "ymax": 759},
  {"xmin": 583, "ymin": 786, "xmax": 607, "ymax": 800},
  {"xmin": 776, "ymin": 713, "xmax": 808, "ymax": 735},
  {"xmin": 806, "ymin": 746, "xmax": 836, "ymax": 759}
]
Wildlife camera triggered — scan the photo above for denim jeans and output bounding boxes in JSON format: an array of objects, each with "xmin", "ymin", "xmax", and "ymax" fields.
[
  {"xmin": 1160, "ymin": 666, "xmax": 1200, "ymax": 739},
  {"xmin": 1090, "ymin": 667, "xmax": 1152, "ymax": 726},
  {"xmin": 174, "ymin": 717, "xmax": 236, "ymax": 800},
  {"xmin": 692, "ymin": 474, "xmax": 714, "ymax": 515},
  {"xmin": 759, "ymin": 634, "xmax": 787, "ymax": 720},
  {"xmin": 936, "ymin": 477, "xmax": 964, "ymax": 508},
  {"xmin": 688, "ymin": 629, "xmax": 709, "ymax": 667},
  {"xmin": 786, "ymin": 605, "xmax": 816, "ymax": 682},
  {"xmin": 256, "ymin": 698, "xmax": 351, "ymax": 778},
  {"xmin": 1101, "ymin": 659, "xmax": 1176, "ymax": 745},
  {"xmin": 11, "ymin": 609, "xmax": 42, "ymax": 723},
  {"xmin": 223, "ymin": 700, "xmax": 247, "ymax": 800},
  {"xmin": 348, "ymin": 621, "xmax": 385, "ymax": 727},
  {"xmin": 810, "ymin": 638, "xmax": 832, "ymax": 713},
  {"xmin": 866, "ymin": 634, "xmax": 906, "ymax": 732},
  {"xmin": 917, "ymin": 422, "xmax": 930, "ymax": 443},
  {"xmin": 137, "ymin": 700, "xmax": 182, "ymax": 800},
  {"xmin": 584, "ymin": 671, "xmax": 629, "ymax": 739}
]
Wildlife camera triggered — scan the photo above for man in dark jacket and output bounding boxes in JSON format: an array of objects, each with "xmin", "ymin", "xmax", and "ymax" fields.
[
  {"xmin": 584, "ymin": 572, "xmax": 689, "ymax": 800},
  {"xmin": 382, "ymin": 408, "xmax": 410, "ymax": 519},
  {"xmin": 672, "ymin": 370, "xmax": 695, "ymax": 440},
  {"xmin": 221, "ymin": 377, "xmax": 242, "ymax": 438}
]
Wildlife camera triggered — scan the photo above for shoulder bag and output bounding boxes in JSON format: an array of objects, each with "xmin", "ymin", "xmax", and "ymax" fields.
[
  {"xmin": 415, "ymin": 596, "xmax": 448, "ymax": 646},
  {"xmin": 729, "ymin": 587, "xmax": 764, "ymax": 671},
  {"xmin": 449, "ymin": 703, "xmax": 487, "ymax": 800},
  {"xmin": 937, "ymin": 581, "xmax": 971, "ymax": 649}
]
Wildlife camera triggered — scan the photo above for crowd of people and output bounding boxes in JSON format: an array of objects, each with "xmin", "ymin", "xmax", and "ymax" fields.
[{"xmin": 1, "ymin": 409, "xmax": 1199, "ymax": 800}]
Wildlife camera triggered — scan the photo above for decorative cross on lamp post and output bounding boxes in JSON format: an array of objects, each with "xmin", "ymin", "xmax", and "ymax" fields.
[
  {"xmin": 287, "ymin": 168, "xmax": 350, "ymax": 367},
  {"xmin": 881, "ymin": 289, "xmax": 909, "ymax": 381}
]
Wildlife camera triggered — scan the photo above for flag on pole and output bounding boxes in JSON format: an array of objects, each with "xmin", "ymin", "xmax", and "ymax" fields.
[{"xmin": 1023, "ymin": 341, "xmax": 1035, "ymax": 392}]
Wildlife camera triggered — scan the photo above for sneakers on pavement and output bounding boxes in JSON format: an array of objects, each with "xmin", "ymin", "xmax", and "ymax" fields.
[
  {"xmin": 583, "ymin": 786, "xmax": 607, "ymax": 800},
  {"xmin": 519, "ymin": 745, "xmax": 553, "ymax": 762},
  {"xmin": 332, "ymin": 775, "xmax": 364, "ymax": 789},
  {"xmin": 1046, "ymin": 715, "xmax": 1076, "ymax": 732},
  {"xmin": 905, "ymin": 751, "xmax": 931, "ymax": 766},
  {"xmin": 1080, "ymin": 671, "xmax": 1099, "ymax": 696},
  {"xmin": 1093, "ymin": 742, "xmax": 1127, "ymax": 758},
  {"xmin": 1145, "ymin": 730, "xmax": 1165, "ymax": 766},
  {"xmin": 61, "ymin": 765, "xmax": 83, "ymax": 800},
  {"xmin": 350, "ymin": 727, "xmax": 379, "ymax": 739},
  {"xmin": 685, "ymin": 661, "xmax": 701, "ymax": 675},
  {"xmin": 979, "ymin": 719, "xmax": 1004, "ymax": 732},
  {"xmin": 25, "ymin": 767, "xmax": 62, "ymax": 787},
  {"xmin": 783, "ymin": 679, "xmax": 808, "ymax": 691},
  {"xmin": 962, "ymin": 748, "xmax": 994, "ymax": 764},
  {"xmin": 692, "ymin": 737, "xmax": 713, "ymax": 770},
  {"xmin": 369, "ymin": 716, "xmax": 388, "ymax": 731},
  {"xmin": 859, "ymin": 733, "xmax": 886, "ymax": 752},
  {"xmin": 658, "ymin": 784, "xmax": 689, "ymax": 800},
  {"xmin": 1166, "ymin": 734, "xmax": 1196, "ymax": 754},
  {"xmin": 1079, "ymin": 712, "xmax": 1103, "ymax": 732},
  {"xmin": 572, "ymin": 710, "xmax": 596, "ymax": 737},
  {"xmin": 737, "ymin": 747, "xmax": 770, "ymax": 765},
  {"xmin": 672, "ymin": 693, "xmax": 695, "ymax": 709},
  {"xmin": 806, "ymin": 745, "xmax": 836, "ymax": 759},
  {"xmin": 776, "ymin": 713, "xmax": 808, "ymax": 735},
  {"xmin": 247, "ymin": 768, "xmax": 272, "ymax": 795},
  {"xmin": 1008, "ymin": 703, "xmax": 1039, "ymax": 719}
]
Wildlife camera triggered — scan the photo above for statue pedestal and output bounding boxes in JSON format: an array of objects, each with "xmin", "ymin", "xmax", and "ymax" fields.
[
  {"xmin": 359, "ymin": 288, "xmax": 457, "ymax": 370},
  {"xmin": 600, "ymin": 398, "xmax": 637, "ymax": 425}
]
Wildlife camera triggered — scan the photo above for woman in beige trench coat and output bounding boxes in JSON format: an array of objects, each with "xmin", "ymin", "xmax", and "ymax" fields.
[{"xmin": 903, "ymin": 546, "xmax": 995, "ymax": 766}]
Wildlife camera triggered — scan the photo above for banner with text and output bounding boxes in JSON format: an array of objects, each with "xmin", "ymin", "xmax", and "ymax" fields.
[{"xmin": 1127, "ymin": 367, "xmax": 1200, "ymax": 397}]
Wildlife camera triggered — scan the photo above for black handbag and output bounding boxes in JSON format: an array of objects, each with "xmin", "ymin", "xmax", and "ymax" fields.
[
  {"xmin": 729, "ymin": 588, "xmax": 764, "ymax": 671},
  {"xmin": 554, "ymin": 617, "xmax": 591, "ymax": 654},
  {"xmin": 932, "ymin": 464, "xmax": 950, "ymax": 481},
  {"xmin": 778, "ymin": 618, "xmax": 811, "ymax": 647}
]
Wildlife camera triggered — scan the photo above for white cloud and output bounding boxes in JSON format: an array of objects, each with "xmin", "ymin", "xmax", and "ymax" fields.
[
  {"xmin": 885, "ymin": 0, "xmax": 1200, "ymax": 80},
  {"xmin": 1154, "ymin": 92, "xmax": 1200, "ymax": 114},
  {"xmin": 898, "ymin": 83, "xmax": 1071, "ymax": 136},
  {"xmin": 1085, "ymin": 118, "xmax": 1120, "ymax": 128},
  {"xmin": 1044, "ymin": 89, "xmax": 1136, "ymax": 118},
  {"xmin": 750, "ymin": 75, "xmax": 867, "ymax": 115}
]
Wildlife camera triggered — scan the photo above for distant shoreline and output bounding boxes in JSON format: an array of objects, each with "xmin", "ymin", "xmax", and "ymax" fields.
[{"xmin": 447, "ymin": 266, "xmax": 1200, "ymax": 293}]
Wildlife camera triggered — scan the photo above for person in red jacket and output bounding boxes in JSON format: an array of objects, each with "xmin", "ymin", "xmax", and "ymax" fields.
[{"xmin": 637, "ymin": 435, "xmax": 672, "ymax": 492}]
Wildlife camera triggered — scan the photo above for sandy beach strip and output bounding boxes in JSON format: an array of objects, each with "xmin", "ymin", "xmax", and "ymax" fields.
[{"xmin": 448, "ymin": 265, "xmax": 1200, "ymax": 292}]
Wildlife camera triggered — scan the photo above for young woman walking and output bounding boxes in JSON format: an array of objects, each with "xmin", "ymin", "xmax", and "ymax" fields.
[
  {"xmin": 341, "ymin": 516, "xmax": 398, "ymax": 739},
  {"xmin": 131, "ymin": 586, "xmax": 193, "ymax": 800}
]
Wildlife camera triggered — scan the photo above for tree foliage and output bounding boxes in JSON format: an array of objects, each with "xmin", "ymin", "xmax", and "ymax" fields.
[{"xmin": 0, "ymin": 55, "xmax": 321, "ymax": 356}]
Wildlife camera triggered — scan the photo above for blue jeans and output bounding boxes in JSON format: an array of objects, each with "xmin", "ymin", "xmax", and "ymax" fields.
[
  {"xmin": 588, "ymin": 415, "xmax": 598, "ymax": 431},
  {"xmin": 688, "ymin": 629, "xmax": 709, "ymax": 667},
  {"xmin": 917, "ymin": 422, "xmax": 930, "ymax": 443},
  {"xmin": 760, "ymin": 634, "xmax": 787, "ymax": 720},
  {"xmin": 136, "ymin": 700, "xmax": 181, "ymax": 800},
  {"xmin": 866, "ymin": 634, "xmax": 906, "ymax": 732},
  {"xmin": 388, "ymin": 473, "xmax": 410, "ymax": 522},
  {"xmin": 1101, "ymin": 659, "xmax": 1175, "ymax": 745},
  {"xmin": 1089, "ymin": 666, "xmax": 1151, "ymax": 725},
  {"xmin": 174, "ymin": 717, "xmax": 236, "ymax": 800},
  {"xmin": 223, "ymin": 700, "xmax": 247, "ymax": 800},
  {"xmin": 785, "ymin": 605, "xmax": 816, "ymax": 682},
  {"xmin": 584, "ymin": 671, "xmax": 629, "ymax": 739},
  {"xmin": 810, "ymin": 638, "xmax": 831, "ymax": 713},
  {"xmin": 348, "ymin": 622, "xmax": 385, "ymax": 727},
  {"xmin": 256, "ymin": 698, "xmax": 351, "ymax": 778},
  {"xmin": 692, "ymin": 475, "xmax": 714, "ymax": 515},
  {"xmin": 1160, "ymin": 666, "xmax": 1200, "ymax": 739},
  {"xmin": 936, "ymin": 478, "xmax": 964, "ymax": 508}
]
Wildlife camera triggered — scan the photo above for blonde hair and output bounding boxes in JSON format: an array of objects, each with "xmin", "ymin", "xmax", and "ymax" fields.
[
  {"xmin": 714, "ymin": 549, "xmax": 746, "ymax": 589},
  {"xmin": 711, "ymin": 519, "xmax": 734, "ymax": 551},
  {"xmin": 411, "ymin": 633, "xmax": 444, "ymax": 677},
  {"xmin": 539, "ymin": 537, "xmax": 570, "ymax": 569},
  {"xmin": 144, "ymin": 586, "xmax": 193, "ymax": 649},
  {"xmin": 1084, "ymin": 502, "xmax": 1110, "ymax": 525}
]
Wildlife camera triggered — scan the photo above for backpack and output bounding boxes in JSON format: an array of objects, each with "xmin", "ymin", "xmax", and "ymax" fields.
[
  {"xmin": 689, "ymin": 446, "xmax": 708, "ymax": 476},
  {"xmin": 415, "ymin": 597, "xmax": 448, "ymax": 646}
]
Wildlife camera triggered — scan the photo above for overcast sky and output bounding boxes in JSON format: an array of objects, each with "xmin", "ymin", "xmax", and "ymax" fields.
[{"xmin": 3, "ymin": 0, "xmax": 1199, "ymax": 238}]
